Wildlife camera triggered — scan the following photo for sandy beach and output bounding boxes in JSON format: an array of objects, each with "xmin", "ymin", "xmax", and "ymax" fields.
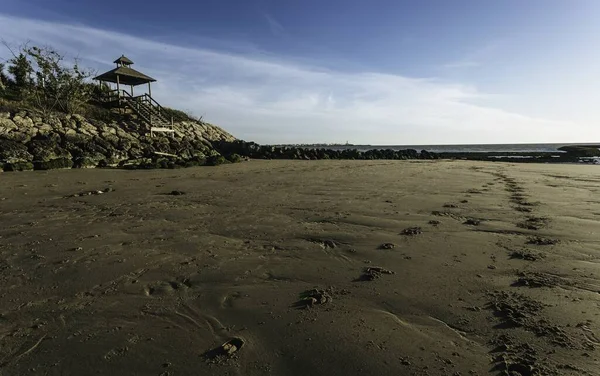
[{"xmin": 0, "ymin": 159, "xmax": 599, "ymax": 375}]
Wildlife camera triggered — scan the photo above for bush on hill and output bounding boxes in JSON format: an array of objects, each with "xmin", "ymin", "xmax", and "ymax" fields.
[{"xmin": 1, "ymin": 43, "xmax": 95, "ymax": 116}]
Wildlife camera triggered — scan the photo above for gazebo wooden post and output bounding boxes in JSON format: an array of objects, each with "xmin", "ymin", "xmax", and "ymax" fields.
[
  {"xmin": 116, "ymin": 74, "xmax": 121, "ymax": 113},
  {"xmin": 148, "ymin": 82, "xmax": 152, "ymax": 98},
  {"xmin": 97, "ymin": 80, "xmax": 103, "ymax": 101},
  {"xmin": 130, "ymin": 85, "xmax": 134, "ymax": 97}
]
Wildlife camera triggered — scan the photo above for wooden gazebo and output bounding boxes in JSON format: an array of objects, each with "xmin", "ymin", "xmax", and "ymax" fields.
[
  {"xmin": 93, "ymin": 55, "xmax": 174, "ymax": 136},
  {"xmin": 93, "ymin": 55, "xmax": 156, "ymax": 99}
]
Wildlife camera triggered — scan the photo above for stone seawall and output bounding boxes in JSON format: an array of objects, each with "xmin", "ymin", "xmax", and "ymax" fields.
[{"xmin": 0, "ymin": 110, "xmax": 235, "ymax": 171}]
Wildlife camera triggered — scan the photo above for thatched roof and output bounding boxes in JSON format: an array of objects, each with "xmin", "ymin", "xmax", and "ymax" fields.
[
  {"xmin": 114, "ymin": 55, "xmax": 134, "ymax": 65},
  {"xmin": 93, "ymin": 66, "xmax": 156, "ymax": 86}
]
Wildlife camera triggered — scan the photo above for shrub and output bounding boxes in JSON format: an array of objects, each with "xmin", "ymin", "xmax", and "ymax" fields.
[{"xmin": 2, "ymin": 43, "xmax": 94, "ymax": 115}]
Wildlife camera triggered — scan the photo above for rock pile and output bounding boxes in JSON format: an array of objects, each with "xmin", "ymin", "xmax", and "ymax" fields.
[
  {"xmin": 0, "ymin": 110, "xmax": 235, "ymax": 171},
  {"xmin": 212, "ymin": 140, "xmax": 437, "ymax": 161}
]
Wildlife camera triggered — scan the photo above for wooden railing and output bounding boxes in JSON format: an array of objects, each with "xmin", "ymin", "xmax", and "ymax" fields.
[{"xmin": 98, "ymin": 90, "xmax": 174, "ymax": 128}]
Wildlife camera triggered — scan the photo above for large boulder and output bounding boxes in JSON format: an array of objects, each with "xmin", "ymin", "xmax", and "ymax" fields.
[
  {"xmin": 0, "ymin": 117, "xmax": 17, "ymax": 135},
  {"xmin": 28, "ymin": 139, "xmax": 73, "ymax": 170},
  {"xmin": 12, "ymin": 114, "xmax": 34, "ymax": 129},
  {"xmin": 73, "ymin": 151, "xmax": 107, "ymax": 168},
  {"xmin": 0, "ymin": 139, "xmax": 34, "ymax": 171}
]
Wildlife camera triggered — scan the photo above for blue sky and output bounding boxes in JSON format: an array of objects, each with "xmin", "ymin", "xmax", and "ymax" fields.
[{"xmin": 1, "ymin": 0, "xmax": 599, "ymax": 144}]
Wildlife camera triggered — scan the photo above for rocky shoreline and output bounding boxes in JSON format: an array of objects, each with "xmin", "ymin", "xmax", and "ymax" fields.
[
  {"xmin": 1, "ymin": 110, "xmax": 597, "ymax": 171},
  {"xmin": 0, "ymin": 110, "xmax": 235, "ymax": 171},
  {"xmin": 213, "ymin": 140, "xmax": 437, "ymax": 161},
  {"xmin": 0, "ymin": 110, "xmax": 439, "ymax": 171}
]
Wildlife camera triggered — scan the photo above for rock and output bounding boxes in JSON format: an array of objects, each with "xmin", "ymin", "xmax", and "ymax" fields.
[
  {"xmin": 558, "ymin": 145, "xmax": 600, "ymax": 157},
  {"xmin": 379, "ymin": 243, "xmax": 395, "ymax": 250},
  {"xmin": 3, "ymin": 161, "xmax": 34, "ymax": 171},
  {"xmin": 102, "ymin": 133, "xmax": 120, "ymax": 147},
  {"xmin": 72, "ymin": 152, "xmax": 106, "ymax": 168},
  {"xmin": 36, "ymin": 123, "xmax": 54, "ymax": 136},
  {"xmin": 4, "ymin": 131, "xmax": 31, "ymax": 143},
  {"xmin": 45, "ymin": 115, "xmax": 62, "ymax": 128},
  {"xmin": 28, "ymin": 139, "xmax": 73, "ymax": 170},
  {"xmin": 34, "ymin": 158, "xmax": 73, "ymax": 170},
  {"xmin": 203, "ymin": 337, "xmax": 245, "ymax": 360},
  {"xmin": 12, "ymin": 115, "xmax": 34, "ymax": 129},
  {"xmin": 0, "ymin": 139, "xmax": 33, "ymax": 164},
  {"xmin": 0, "ymin": 117, "xmax": 17, "ymax": 135}
]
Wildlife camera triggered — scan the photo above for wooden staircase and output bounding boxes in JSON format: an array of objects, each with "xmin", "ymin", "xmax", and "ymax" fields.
[{"xmin": 102, "ymin": 90, "xmax": 175, "ymax": 136}]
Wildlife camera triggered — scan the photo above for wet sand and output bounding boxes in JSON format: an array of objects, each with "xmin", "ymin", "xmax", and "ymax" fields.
[{"xmin": 0, "ymin": 160, "xmax": 599, "ymax": 375}]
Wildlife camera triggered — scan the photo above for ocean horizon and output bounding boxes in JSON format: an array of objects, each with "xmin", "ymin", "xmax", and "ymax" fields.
[{"xmin": 276, "ymin": 142, "xmax": 600, "ymax": 154}]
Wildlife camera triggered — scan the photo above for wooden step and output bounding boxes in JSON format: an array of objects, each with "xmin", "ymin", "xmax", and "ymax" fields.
[{"xmin": 150, "ymin": 126, "xmax": 175, "ymax": 137}]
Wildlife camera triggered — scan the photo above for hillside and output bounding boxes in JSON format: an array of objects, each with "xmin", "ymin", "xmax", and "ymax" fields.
[{"xmin": 0, "ymin": 107, "xmax": 236, "ymax": 171}]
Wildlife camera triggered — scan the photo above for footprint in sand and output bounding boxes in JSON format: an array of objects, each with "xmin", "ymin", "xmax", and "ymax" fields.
[
  {"xmin": 401, "ymin": 227, "xmax": 422, "ymax": 236},
  {"xmin": 463, "ymin": 218, "xmax": 481, "ymax": 226},
  {"xmin": 144, "ymin": 278, "xmax": 192, "ymax": 296},
  {"xmin": 516, "ymin": 216, "xmax": 550, "ymax": 230},
  {"xmin": 527, "ymin": 236, "xmax": 559, "ymax": 246},
  {"xmin": 355, "ymin": 266, "xmax": 395, "ymax": 281}
]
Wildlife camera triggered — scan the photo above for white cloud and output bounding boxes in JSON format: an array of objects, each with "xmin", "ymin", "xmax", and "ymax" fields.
[{"xmin": 0, "ymin": 13, "xmax": 589, "ymax": 144}]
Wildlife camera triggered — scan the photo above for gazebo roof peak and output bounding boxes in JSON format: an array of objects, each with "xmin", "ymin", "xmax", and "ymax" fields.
[
  {"xmin": 94, "ymin": 55, "xmax": 156, "ymax": 86},
  {"xmin": 114, "ymin": 55, "xmax": 134, "ymax": 66}
]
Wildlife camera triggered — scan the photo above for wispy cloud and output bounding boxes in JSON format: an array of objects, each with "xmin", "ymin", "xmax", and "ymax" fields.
[
  {"xmin": 263, "ymin": 13, "xmax": 286, "ymax": 37},
  {"xmin": 441, "ymin": 41, "xmax": 503, "ymax": 71},
  {"xmin": 442, "ymin": 60, "xmax": 480, "ymax": 70},
  {"xmin": 0, "ymin": 14, "xmax": 586, "ymax": 144}
]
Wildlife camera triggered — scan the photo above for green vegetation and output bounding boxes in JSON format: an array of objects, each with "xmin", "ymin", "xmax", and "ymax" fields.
[
  {"xmin": 0, "ymin": 43, "xmax": 210, "ymax": 128},
  {"xmin": 161, "ymin": 107, "xmax": 197, "ymax": 123},
  {"xmin": 1, "ymin": 43, "xmax": 95, "ymax": 116}
]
